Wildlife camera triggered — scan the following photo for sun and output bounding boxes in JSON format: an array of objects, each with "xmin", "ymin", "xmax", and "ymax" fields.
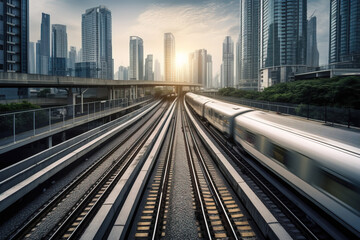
[{"xmin": 176, "ymin": 52, "xmax": 187, "ymax": 68}]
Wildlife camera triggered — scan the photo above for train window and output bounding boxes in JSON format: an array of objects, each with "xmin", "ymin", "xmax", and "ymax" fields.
[
  {"xmin": 246, "ymin": 131, "xmax": 256, "ymax": 146},
  {"xmin": 315, "ymin": 169, "xmax": 360, "ymax": 213},
  {"xmin": 268, "ymin": 143, "xmax": 287, "ymax": 165}
]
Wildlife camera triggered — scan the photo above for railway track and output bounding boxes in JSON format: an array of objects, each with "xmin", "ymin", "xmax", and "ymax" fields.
[
  {"xmin": 186, "ymin": 100, "xmax": 331, "ymax": 240},
  {"xmin": 182, "ymin": 101, "xmax": 258, "ymax": 239},
  {"xmin": 131, "ymin": 102, "xmax": 178, "ymax": 239},
  {"xmin": 8, "ymin": 101, "xmax": 168, "ymax": 240}
]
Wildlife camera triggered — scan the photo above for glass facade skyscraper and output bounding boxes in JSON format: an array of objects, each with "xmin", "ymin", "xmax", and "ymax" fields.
[
  {"xmin": 129, "ymin": 36, "xmax": 144, "ymax": 80},
  {"xmin": 329, "ymin": 0, "xmax": 360, "ymax": 68},
  {"xmin": 307, "ymin": 16, "xmax": 319, "ymax": 68},
  {"xmin": 260, "ymin": 0, "xmax": 307, "ymax": 90},
  {"xmin": 52, "ymin": 24, "xmax": 67, "ymax": 76},
  {"xmin": 145, "ymin": 54, "xmax": 154, "ymax": 81},
  {"xmin": 164, "ymin": 33, "xmax": 175, "ymax": 82},
  {"xmin": 238, "ymin": 0, "xmax": 260, "ymax": 91},
  {"xmin": 82, "ymin": 6, "xmax": 113, "ymax": 79},
  {"xmin": 40, "ymin": 13, "xmax": 50, "ymax": 75},
  {"xmin": 222, "ymin": 36, "xmax": 234, "ymax": 88}
]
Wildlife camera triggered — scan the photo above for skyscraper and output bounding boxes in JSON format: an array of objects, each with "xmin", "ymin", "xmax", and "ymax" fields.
[
  {"xmin": 0, "ymin": 0, "xmax": 28, "ymax": 73},
  {"xmin": 206, "ymin": 55, "xmax": 213, "ymax": 88},
  {"xmin": 52, "ymin": 24, "xmax": 68, "ymax": 76},
  {"xmin": 329, "ymin": 0, "xmax": 360, "ymax": 68},
  {"xmin": 118, "ymin": 66, "xmax": 129, "ymax": 80},
  {"xmin": 68, "ymin": 47, "xmax": 76, "ymax": 76},
  {"xmin": 36, "ymin": 40, "xmax": 41, "ymax": 74},
  {"xmin": 307, "ymin": 16, "xmax": 319, "ymax": 68},
  {"xmin": 129, "ymin": 36, "xmax": 144, "ymax": 80},
  {"xmin": 260, "ymin": 0, "xmax": 307, "ymax": 90},
  {"xmin": 40, "ymin": 13, "xmax": 50, "ymax": 75},
  {"xmin": 189, "ymin": 49, "xmax": 211, "ymax": 86},
  {"xmin": 154, "ymin": 59, "xmax": 161, "ymax": 81},
  {"xmin": 145, "ymin": 54, "xmax": 154, "ymax": 80},
  {"xmin": 238, "ymin": 0, "xmax": 260, "ymax": 90},
  {"xmin": 222, "ymin": 36, "xmax": 234, "ymax": 88},
  {"xmin": 164, "ymin": 33, "xmax": 175, "ymax": 82},
  {"xmin": 82, "ymin": 6, "xmax": 113, "ymax": 79},
  {"xmin": 29, "ymin": 42, "xmax": 36, "ymax": 74}
]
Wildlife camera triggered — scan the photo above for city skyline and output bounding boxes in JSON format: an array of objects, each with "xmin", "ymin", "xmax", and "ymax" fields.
[{"xmin": 29, "ymin": 0, "xmax": 330, "ymax": 77}]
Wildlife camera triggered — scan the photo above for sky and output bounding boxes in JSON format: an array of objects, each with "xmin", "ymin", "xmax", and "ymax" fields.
[{"xmin": 30, "ymin": 0, "xmax": 329, "ymax": 76}]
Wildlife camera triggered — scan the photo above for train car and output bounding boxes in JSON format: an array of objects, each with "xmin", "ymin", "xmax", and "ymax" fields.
[
  {"xmin": 234, "ymin": 111, "xmax": 360, "ymax": 235},
  {"xmin": 204, "ymin": 101, "xmax": 252, "ymax": 139},
  {"xmin": 184, "ymin": 93, "xmax": 214, "ymax": 118}
]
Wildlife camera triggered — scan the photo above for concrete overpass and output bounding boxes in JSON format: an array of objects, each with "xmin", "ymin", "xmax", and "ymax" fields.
[{"xmin": 0, "ymin": 72, "xmax": 201, "ymax": 88}]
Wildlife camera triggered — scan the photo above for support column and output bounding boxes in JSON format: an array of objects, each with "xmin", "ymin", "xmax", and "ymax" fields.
[{"xmin": 48, "ymin": 136, "xmax": 53, "ymax": 148}]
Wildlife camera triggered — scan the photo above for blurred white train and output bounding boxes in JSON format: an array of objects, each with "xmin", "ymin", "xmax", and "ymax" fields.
[{"xmin": 185, "ymin": 92, "xmax": 360, "ymax": 236}]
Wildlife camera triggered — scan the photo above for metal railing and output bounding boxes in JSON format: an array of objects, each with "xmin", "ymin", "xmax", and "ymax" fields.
[
  {"xmin": 0, "ymin": 96, "xmax": 151, "ymax": 145},
  {"xmin": 202, "ymin": 93, "xmax": 360, "ymax": 128}
]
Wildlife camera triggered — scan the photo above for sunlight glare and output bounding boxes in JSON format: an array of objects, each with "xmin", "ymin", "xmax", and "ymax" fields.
[{"xmin": 176, "ymin": 52, "xmax": 187, "ymax": 68}]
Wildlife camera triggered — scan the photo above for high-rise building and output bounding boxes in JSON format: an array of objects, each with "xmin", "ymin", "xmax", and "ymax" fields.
[
  {"xmin": 77, "ymin": 48, "xmax": 83, "ymax": 63},
  {"xmin": 36, "ymin": 40, "xmax": 41, "ymax": 74},
  {"xmin": 0, "ymin": 0, "xmax": 28, "ymax": 73},
  {"xmin": 189, "ymin": 49, "xmax": 212, "ymax": 87},
  {"xmin": 68, "ymin": 46, "xmax": 76, "ymax": 76},
  {"xmin": 0, "ymin": 0, "xmax": 29, "ymax": 100},
  {"xmin": 154, "ymin": 59, "xmax": 161, "ymax": 81},
  {"xmin": 236, "ymin": 36, "xmax": 241, "ymax": 88},
  {"xmin": 40, "ymin": 13, "xmax": 50, "ymax": 75},
  {"xmin": 329, "ymin": 0, "xmax": 360, "ymax": 68},
  {"xmin": 82, "ymin": 6, "xmax": 113, "ymax": 79},
  {"xmin": 52, "ymin": 24, "xmax": 67, "ymax": 76},
  {"xmin": 260, "ymin": 0, "xmax": 307, "ymax": 90},
  {"xmin": 129, "ymin": 36, "xmax": 144, "ymax": 80},
  {"xmin": 164, "ymin": 33, "xmax": 175, "ymax": 82},
  {"xmin": 238, "ymin": 0, "xmax": 260, "ymax": 90},
  {"xmin": 206, "ymin": 55, "xmax": 213, "ymax": 88},
  {"xmin": 307, "ymin": 16, "xmax": 319, "ymax": 68},
  {"xmin": 145, "ymin": 54, "xmax": 154, "ymax": 80},
  {"xmin": 118, "ymin": 66, "xmax": 129, "ymax": 80},
  {"xmin": 222, "ymin": 36, "xmax": 234, "ymax": 88},
  {"xmin": 29, "ymin": 42, "xmax": 36, "ymax": 74}
]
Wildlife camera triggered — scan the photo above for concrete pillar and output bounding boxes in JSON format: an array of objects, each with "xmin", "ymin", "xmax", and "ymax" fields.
[
  {"xmin": 61, "ymin": 132, "xmax": 66, "ymax": 142},
  {"xmin": 135, "ymin": 85, "xmax": 138, "ymax": 99},
  {"xmin": 48, "ymin": 136, "xmax": 53, "ymax": 148}
]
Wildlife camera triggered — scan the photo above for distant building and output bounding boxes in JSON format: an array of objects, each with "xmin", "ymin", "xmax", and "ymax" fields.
[
  {"xmin": 189, "ymin": 49, "xmax": 212, "ymax": 87},
  {"xmin": 75, "ymin": 62, "xmax": 97, "ymax": 78},
  {"xmin": 259, "ymin": 0, "xmax": 307, "ymax": 90},
  {"xmin": 129, "ymin": 36, "xmax": 144, "ymax": 80},
  {"xmin": 82, "ymin": 6, "xmax": 113, "ymax": 79},
  {"xmin": 222, "ymin": 36, "xmax": 234, "ymax": 88},
  {"xmin": 307, "ymin": 16, "xmax": 319, "ymax": 68},
  {"xmin": 238, "ymin": 0, "xmax": 260, "ymax": 90},
  {"xmin": 118, "ymin": 66, "xmax": 129, "ymax": 80},
  {"xmin": 164, "ymin": 33, "xmax": 175, "ymax": 82},
  {"xmin": 329, "ymin": 0, "xmax": 360, "ymax": 68},
  {"xmin": 154, "ymin": 59, "xmax": 161, "ymax": 81},
  {"xmin": 40, "ymin": 13, "xmax": 50, "ymax": 75},
  {"xmin": 52, "ymin": 24, "xmax": 67, "ymax": 76},
  {"xmin": 206, "ymin": 55, "xmax": 213, "ymax": 88},
  {"xmin": 77, "ymin": 48, "xmax": 83, "ymax": 63},
  {"xmin": 145, "ymin": 54, "xmax": 154, "ymax": 80},
  {"xmin": 29, "ymin": 42, "xmax": 36, "ymax": 74},
  {"xmin": 36, "ymin": 40, "xmax": 41, "ymax": 74},
  {"xmin": 68, "ymin": 47, "xmax": 76, "ymax": 76}
]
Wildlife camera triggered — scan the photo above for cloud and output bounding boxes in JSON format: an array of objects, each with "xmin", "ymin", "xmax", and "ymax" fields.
[{"xmin": 121, "ymin": 1, "xmax": 239, "ymax": 73}]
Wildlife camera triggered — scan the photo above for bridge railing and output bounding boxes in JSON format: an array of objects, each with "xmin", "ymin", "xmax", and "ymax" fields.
[
  {"xmin": 0, "ymin": 96, "xmax": 151, "ymax": 145},
  {"xmin": 202, "ymin": 93, "xmax": 360, "ymax": 128}
]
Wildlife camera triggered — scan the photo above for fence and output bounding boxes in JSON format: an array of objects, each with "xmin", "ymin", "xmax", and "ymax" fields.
[
  {"xmin": 202, "ymin": 94, "xmax": 360, "ymax": 128},
  {"xmin": 0, "ymin": 96, "xmax": 151, "ymax": 144}
]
